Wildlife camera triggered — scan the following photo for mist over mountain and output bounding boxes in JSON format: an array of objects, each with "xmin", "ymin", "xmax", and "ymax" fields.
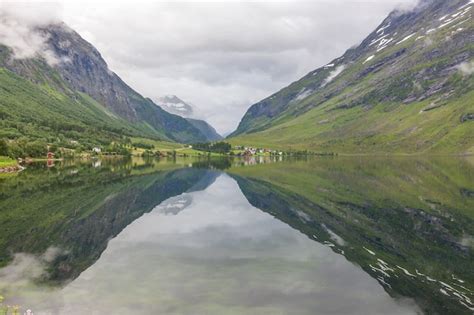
[{"xmin": 156, "ymin": 95, "xmax": 222, "ymax": 141}]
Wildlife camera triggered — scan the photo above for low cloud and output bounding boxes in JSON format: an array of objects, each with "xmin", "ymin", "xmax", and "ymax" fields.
[
  {"xmin": 64, "ymin": 1, "xmax": 419, "ymax": 133},
  {"xmin": 0, "ymin": 2, "xmax": 62, "ymax": 64},
  {"xmin": 322, "ymin": 65, "xmax": 346, "ymax": 87}
]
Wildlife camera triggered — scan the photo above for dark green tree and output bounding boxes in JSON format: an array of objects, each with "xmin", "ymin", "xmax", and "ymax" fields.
[{"xmin": 0, "ymin": 139, "xmax": 8, "ymax": 156}]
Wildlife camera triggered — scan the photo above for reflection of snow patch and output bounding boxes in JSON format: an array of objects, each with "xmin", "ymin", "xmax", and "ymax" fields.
[
  {"xmin": 396, "ymin": 265, "xmax": 416, "ymax": 277},
  {"xmin": 440, "ymin": 289, "xmax": 450, "ymax": 296},
  {"xmin": 377, "ymin": 277, "xmax": 392, "ymax": 288},
  {"xmin": 377, "ymin": 259, "xmax": 394, "ymax": 272},
  {"xmin": 321, "ymin": 224, "xmax": 346, "ymax": 246},
  {"xmin": 295, "ymin": 209, "xmax": 311, "ymax": 222},
  {"xmin": 155, "ymin": 195, "xmax": 192, "ymax": 215},
  {"xmin": 363, "ymin": 247, "xmax": 376, "ymax": 255},
  {"xmin": 370, "ymin": 264, "xmax": 390, "ymax": 278},
  {"xmin": 452, "ymin": 274, "xmax": 465, "ymax": 284},
  {"xmin": 439, "ymin": 281, "xmax": 455, "ymax": 290}
]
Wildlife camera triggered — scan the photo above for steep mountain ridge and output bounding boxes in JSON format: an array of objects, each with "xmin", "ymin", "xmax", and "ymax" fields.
[
  {"xmin": 0, "ymin": 22, "xmax": 208, "ymax": 144},
  {"xmin": 185, "ymin": 118, "xmax": 223, "ymax": 141},
  {"xmin": 230, "ymin": 0, "xmax": 474, "ymax": 154},
  {"xmin": 157, "ymin": 94, "xmax": 223, "ymax": 141}
]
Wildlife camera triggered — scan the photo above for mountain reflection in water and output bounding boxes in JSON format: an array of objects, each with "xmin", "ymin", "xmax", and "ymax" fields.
[{"xmin": 0, "ymin": 157, "xmax": 472, "ymax": 314}]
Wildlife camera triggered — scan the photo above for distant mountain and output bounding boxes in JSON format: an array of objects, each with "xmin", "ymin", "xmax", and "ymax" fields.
[
  {"xmin": 157, "ymin": 95, "xmax": 222, "ymax": 141},
  {"xmin": 230, "ymin": 0, "xmax": 474, "ymax": 154},
  {"xmin": 0, "ymin": 22, "xmax": 208, "ymax": 145},
  {"xmin": 185, "ymin": 118, "xmax": 223, "ymax": 141},
  {"xmin": 156, "ymin": 95, "xmax": 194, "ymax": 118}
]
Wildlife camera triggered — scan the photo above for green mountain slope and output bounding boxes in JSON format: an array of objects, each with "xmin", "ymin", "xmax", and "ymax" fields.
[
  {"xmin": 230, "ymin": 0, "xmax": 474, "ymax": 154},
  {"xmin": 156, "ymin": 95, "xmax": 223, "ymax": 141},
  {"xmin": 0, "ymin": 67, "xmax": 153, "ymax": 148},
  {"xmin": 0, "ymin": 23, "xmax": 208, "ymax": 146},
  {"xmin": 186, "ymin": 118, "xmax": 223, "ymax": 141}
]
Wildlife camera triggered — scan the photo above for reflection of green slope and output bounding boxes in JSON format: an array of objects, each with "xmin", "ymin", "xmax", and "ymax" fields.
[
  {"xmin": 229, "ymin": 158, "xmax": 474, "ymax": 314},
  {"xmin": 0, "ymin": 161, "xmax": 214, "ymax": 283}
]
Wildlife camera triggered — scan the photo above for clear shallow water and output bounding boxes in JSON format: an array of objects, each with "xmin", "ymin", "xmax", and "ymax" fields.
[{"xmin": 0, "ymin": 157, "xmax": 472, "ymax": 314}]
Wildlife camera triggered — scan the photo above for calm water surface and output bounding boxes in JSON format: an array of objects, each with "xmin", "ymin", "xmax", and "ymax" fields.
[{"xmin": 0, "ymin": 157, "xmax": 472, "ymax": 314}]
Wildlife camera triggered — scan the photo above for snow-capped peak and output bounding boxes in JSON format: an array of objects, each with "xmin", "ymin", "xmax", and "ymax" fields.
[{"xmin": 156, "ymin": 95, "xmax": 194, "ymax": 118}]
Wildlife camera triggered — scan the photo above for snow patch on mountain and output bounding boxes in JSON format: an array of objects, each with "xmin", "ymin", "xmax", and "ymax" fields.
[
  {"xmin": 427, "ymin": 1, "xmax": 472, "ymax": 35},
  {"xmin": 363, "ymin": 55, "xmax": 375, "ymax": 64},
  {"xmin": 396, "ymin": 33, "xmax": 416, "ymax": 45},
  {"xmin": 293, "ymin": 88, "xmax": 314, "ymax": 102},
  {"xmin": 156, "ymin": 95, "xmax": 194, "ymax": 118}
]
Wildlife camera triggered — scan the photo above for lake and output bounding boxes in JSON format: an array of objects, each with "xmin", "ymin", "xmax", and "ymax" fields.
[{"xmin": 0, "ymin": 157, "xmax": 472, "ymax": 314}]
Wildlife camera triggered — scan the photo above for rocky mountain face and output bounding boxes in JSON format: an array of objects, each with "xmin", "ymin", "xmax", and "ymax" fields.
[
  {"xmin": 230, "ymin": 0, "xmax": 474, "ymax": 153},
  {"xmin": 0, "ymin": 23, "xmax": 208, "ymax": 144},
  {"xmin": 157, "ymin": 94, "xmax": 223, "ymax": 141}
]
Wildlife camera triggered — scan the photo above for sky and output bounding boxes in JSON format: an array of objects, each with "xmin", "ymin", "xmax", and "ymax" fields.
[{"xmin": 0, "ymin": 0, "xmax": 419, "ymax": 134}]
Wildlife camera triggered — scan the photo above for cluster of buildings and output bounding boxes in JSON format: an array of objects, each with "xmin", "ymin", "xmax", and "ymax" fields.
[{"xmin": 234, "ymin": 146, "xmax": 283, "ymax": 156}]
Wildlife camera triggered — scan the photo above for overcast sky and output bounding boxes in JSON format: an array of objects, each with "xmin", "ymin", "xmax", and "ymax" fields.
[{"xmin": 1, "ymin": 0, "xmax": 419, "ymax": 134}]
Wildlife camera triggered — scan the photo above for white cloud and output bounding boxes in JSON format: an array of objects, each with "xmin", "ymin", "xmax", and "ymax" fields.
[
  {"xmin": 1, "ymin": 0, "xmax": 419, "ymax": 133},
  {"xmin": 0, "ymin": 2, "xmax": 62, "ymax": 64}
]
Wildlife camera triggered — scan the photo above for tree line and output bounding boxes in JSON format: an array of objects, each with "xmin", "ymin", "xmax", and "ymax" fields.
[{"xmin": 192, "ymin": 142, "xmax": 232, "ymax": 154}]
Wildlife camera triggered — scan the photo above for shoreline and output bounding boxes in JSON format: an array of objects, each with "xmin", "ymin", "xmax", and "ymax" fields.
[{"xmin": 1, "ymin": 152, "xmax": 472, "ymax": 173}]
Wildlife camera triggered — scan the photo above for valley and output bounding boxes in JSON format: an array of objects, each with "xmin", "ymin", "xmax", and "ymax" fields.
[{"xmin": 0, "ymin": 1, "xmax": 473, "ymax": 313}]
